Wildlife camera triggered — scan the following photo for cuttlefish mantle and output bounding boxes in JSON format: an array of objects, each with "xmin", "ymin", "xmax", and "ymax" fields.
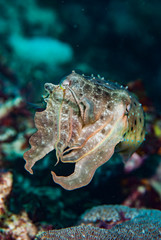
[{"xmin": 23, "ymin": 71, "xmax": 145, "ymax": 190}]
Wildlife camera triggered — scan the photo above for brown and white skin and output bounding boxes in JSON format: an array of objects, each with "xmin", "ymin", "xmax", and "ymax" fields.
[{"xmin": 24, "ymin": 71, "xmax": 145, "ymax": 190}]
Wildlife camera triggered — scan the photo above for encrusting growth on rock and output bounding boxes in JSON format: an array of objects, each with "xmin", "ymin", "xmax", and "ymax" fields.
[
  {"xmin": 35, "ymin": 205, "xmax": 161, "ymax": 239},
  {"xmin": 24, "ymin": 71, "xmax": 145, "ymax": 190}
]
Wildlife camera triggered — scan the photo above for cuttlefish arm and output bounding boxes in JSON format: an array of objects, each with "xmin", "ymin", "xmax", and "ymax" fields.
[
  {"xmin": 52, "ymin": 147, "xmax": 114, "ymax": 190},
  {"xmin": 24, "ymin": 83, "xmax": 63, "ymax": 174},
  {"xmin": 24, "ymin": 107, "xmax": 56, "ymax": 174},
  {"xmin": 51, "ymin": 102, "xmax": 127, "ymax": 190}
]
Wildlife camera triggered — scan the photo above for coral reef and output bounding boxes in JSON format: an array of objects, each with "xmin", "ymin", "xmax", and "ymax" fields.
[
  {"xmin": 0, "ymin": 171, "xmax": 37, "ymax": 240},
  {"xmin": 36, "ymin": 225, "xmax": 109, "ymax": 239},
  {"xmin": 0, "ymin": 171, "xmax": 12, "ymax": 215},
  {"xmin": 36, "ymin": 205, "xmax": 161, "ymax": 239},
  {"xmin": 0, "ymin": 76, "xmax": 34, "ymax": 161}
]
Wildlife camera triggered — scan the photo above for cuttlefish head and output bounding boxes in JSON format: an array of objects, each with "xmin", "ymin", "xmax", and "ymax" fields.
[{"xmin": 24, "ymin": 71, "xmax": 145, "ymax": 190}]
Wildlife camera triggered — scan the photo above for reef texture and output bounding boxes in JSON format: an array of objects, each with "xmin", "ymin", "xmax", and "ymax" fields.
[
  {"xmin": 36, "ymin": 205, "xmax": 161, "ymax": 239},
  {"xmin": 0, "ymin": 171, "xmax": 38, "ymax": 240},
  {"xmin": 24, "ymin": 71, "xmax": 145, "ymax": 190}
]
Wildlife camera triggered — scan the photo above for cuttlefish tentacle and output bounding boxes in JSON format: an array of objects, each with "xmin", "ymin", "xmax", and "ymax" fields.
[
  {"xmin": 52, "ymin": 102, "xmax": 127, "ymax": 190},
  {"xmin": 61, "ymin": 114, "xmax": 114, "ymax": 163},
  {"xmin": 54, "ymin": 87, "xmax": 82, "ymax": 164},
  {"xmin": 24, "ymin": 103, "xmax": 57, "ymax": 174},
  {"xmin": 24, "ymin": 83, "xmax": 65, "ymax": 172},
  {"xmin": 61, "ymin": 102, "xmax": 127, "ymax": 164}
]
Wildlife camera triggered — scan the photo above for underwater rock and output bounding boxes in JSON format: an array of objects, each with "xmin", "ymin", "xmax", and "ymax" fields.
[{"xmin": 24, "ymin": 71, "xmax": 145, "ymax": 190}]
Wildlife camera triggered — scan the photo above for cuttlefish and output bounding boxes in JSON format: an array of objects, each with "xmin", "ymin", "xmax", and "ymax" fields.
[{"xmin": 23, "ymin": 71, "xmax": 145, "ymax": 190}]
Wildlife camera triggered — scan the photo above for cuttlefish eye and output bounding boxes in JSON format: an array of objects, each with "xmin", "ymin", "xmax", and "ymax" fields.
[
  {"xmin": 59, "ymin": 74, "xmax": 71, "ymax": 86},
  {"xmin": 62, "ymin": 79, "xmax": 71, "ymax": 86}
]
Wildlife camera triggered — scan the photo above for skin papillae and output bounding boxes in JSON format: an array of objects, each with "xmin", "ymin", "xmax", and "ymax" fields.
[{"xmin": 23, "ymin": 71, "xmax": 145, "ymax": 190}]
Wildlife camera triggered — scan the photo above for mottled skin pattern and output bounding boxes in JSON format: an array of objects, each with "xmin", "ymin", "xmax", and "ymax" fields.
[{"xmin": 24, "ymin": 71, "xmax": 145, "ymax": 190}]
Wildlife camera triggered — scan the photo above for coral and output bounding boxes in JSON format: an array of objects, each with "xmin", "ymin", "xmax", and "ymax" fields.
[
  {"xmin": 0, "ymin": 92, "xmax": 34, "ymax": 160},
  {"xmin": 36, "ymin": 225, "xmax": 109, "ymax": 240},
  {"xmin": 0, "ymin": 211, "xmax": 37, "ymax": 240},
  {"xmin": 24, "ymin": 71, "xmax": 145, "ymax": 190},
  {"xmin": 36, "ymin": 205, "xmax": 161, "ymax": 239},
  {"xmin": 80, "ymin": 204, "xmax": 139, "ymax": 225},
  {"xmin": 0, "ymin": 171, "xmax": 38, "ymax": 240},
  {"xmin": 0, "ymin": 96, "xmax": 23, "ymax": 119},
  {"xmin": 0, "ymin": 171, "xmax": 12, "ymax": 215},
  {"xmin": 120, "ymin": 176, "xmax": 161, "ymax": 209},
  {"xmin": 124, "ymin": 152, "xmax": 147, "ymax": 173}
]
